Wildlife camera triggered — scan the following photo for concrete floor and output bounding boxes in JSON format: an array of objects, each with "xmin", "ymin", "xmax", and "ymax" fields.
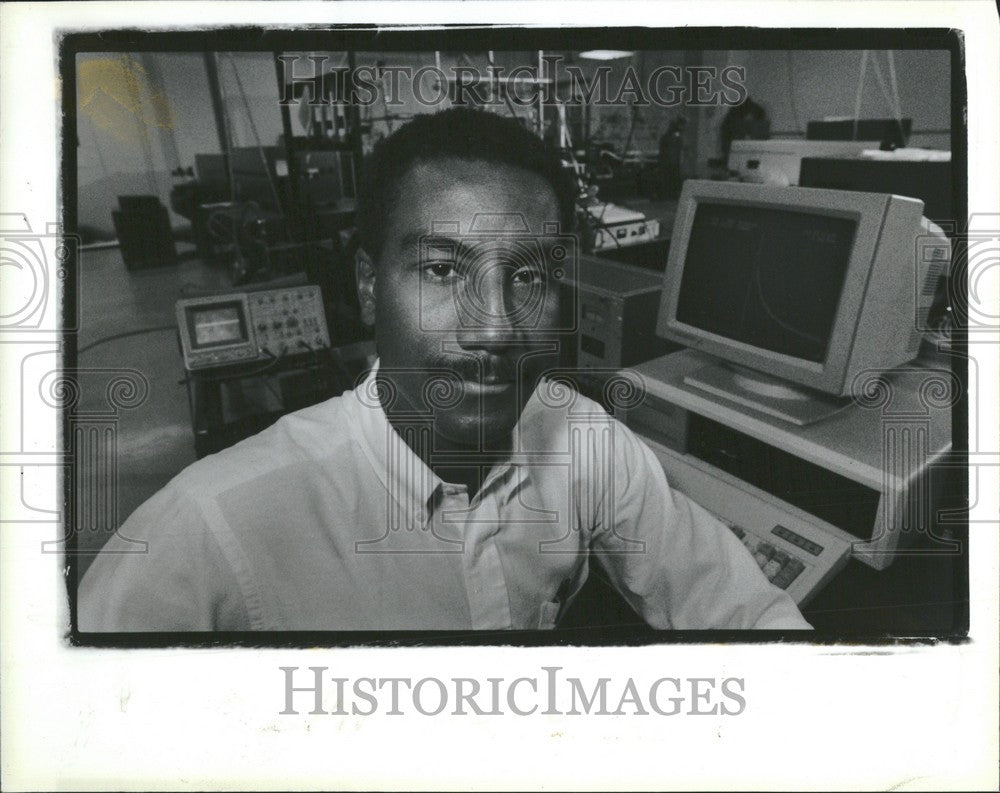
[{"xmin": 74, "ymin": 241, "xmax": 230, "ymax": 574}]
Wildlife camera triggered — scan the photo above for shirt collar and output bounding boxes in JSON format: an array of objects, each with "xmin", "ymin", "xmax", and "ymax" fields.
[
  {"xmin": 348, "ymin": 360, "xmax": 546, "ymax": 519},
  {"xmin": 349, "ymin": 360, "xmax": 443, "ymax": 524}
]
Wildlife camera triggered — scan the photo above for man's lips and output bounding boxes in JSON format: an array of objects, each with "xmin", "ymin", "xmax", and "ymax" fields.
[
  {"xmin": 437, "ymin": 357, "xmax": 518, "ymax": 388},
  {"xmin": 457, "ymin": 367, "xmax": 516, "ymax": 394},
  {"xmin": 479, "ymin": 370, "xmax": 515, "ymax": 386},
  {"xmin": 460, "ymin": 378, "xmax": 515, "ymax": 394}
]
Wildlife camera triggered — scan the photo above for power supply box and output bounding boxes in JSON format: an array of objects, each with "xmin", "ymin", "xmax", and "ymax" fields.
[{"xmin": 562, "ymin": 254, "xmax": 679, "ymax": 371}]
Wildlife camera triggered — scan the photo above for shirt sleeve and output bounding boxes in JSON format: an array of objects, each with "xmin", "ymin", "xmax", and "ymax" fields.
[
  {"xmin": 590, "ymin": 422, "xmax": 813, "ymax": 630},
  {"xmin": 78, "ymin": 483, "xmax": 253, "ymax": 632}
]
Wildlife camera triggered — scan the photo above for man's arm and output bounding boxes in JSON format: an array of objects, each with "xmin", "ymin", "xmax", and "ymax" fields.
[
  {"xmin": 590, "ymin": 422, "xmax": 812, "ymax": 630},
  {"xmin": 78, "ymin": 484, "xmax": 252, "ymax": 632}
]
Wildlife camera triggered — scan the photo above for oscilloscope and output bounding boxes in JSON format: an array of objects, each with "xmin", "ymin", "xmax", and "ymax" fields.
[{"xmin": 176, "ymin": 285, "xmax": 331, "ymax": 371}]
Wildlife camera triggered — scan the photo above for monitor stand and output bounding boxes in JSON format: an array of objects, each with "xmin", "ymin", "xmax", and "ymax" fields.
[{"xmin": 682, "ymin": 362, "xmax": 851, "ymax": 427}]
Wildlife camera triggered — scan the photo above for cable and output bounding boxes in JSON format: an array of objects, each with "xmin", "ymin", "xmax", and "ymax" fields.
[
  {"xmin": 226, "ymin": 54, "xmax": 285, "ymax": 215},
  {"xmin": 582, "ymin": 207, "xmax": 622, "ymax": 251},
  {"xmin": 785, "ymin": 52, "xmax": 802, "ymax": 135},
  {"xmin": 583, "ymin": 102, "xmax": 640, "ymax": 251},
  {"xmin": 119, "ymin": 53, "xmax": 160, "ymax": 198},
  {"xmin": 852, "ymin": 50, "xmax": 868, "ymax": 141},
  {"xmin": 86, "ymin": 113, "xmax": 112, "ymax": 182},
  {"xmin": 213, "ymin": 52, "xmax": 248, "ymax": 266},
  {"xmin": 296, "ymin": 337, "xmax": 337, "ymax": 393},
  {"xmin": 76, "ymin": 325, "xmax": 177, "ymax": 355},
  {"xmin": 885, "ymin": 51, "xmax": 907, "ymax": 147},
  {"xmin": 868, "ymin": 53, "xmax": 903, "ymax": 128},
  {"xmin": 219, "ymin": 348, "xmax": 285, "ymax": 379},
  {"xmin": 886, "ymin": 51, "xmax": 903, "ymax": 121},
  {"xmin": 878, "ymin": 51, "xmax": 906, "ymax": 145},
  {"xmin": 179, "ymin": 349, "xmax": 287, "ymax": 386},
  {"xmin": 598, "ymin": 105, "xmax": 639, "ymax": 228}
]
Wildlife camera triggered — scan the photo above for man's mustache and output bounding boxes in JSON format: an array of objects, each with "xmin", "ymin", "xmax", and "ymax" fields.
[
  {"xmin": 378, "ymin": 355, "xmax": 543, "ymax": 385},
  {"xmin": 425, "ymin": 355, "xmax": 519, "ymax": 384}
]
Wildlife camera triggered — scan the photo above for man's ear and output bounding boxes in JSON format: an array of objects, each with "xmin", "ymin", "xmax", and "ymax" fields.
[{"xmin": 355, "ymin": 247, "xmax": 376, "ymax": 328}]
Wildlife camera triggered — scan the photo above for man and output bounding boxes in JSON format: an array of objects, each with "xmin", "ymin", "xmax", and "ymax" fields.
[{"xmin": 79, "ymin": 108, "xmax": 810, "ymax": 631}]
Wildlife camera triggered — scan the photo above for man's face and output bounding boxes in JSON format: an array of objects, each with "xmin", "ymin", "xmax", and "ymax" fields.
[{"xmin": 359, "ymin": 158, "xmax": 566, "ymax": 449}]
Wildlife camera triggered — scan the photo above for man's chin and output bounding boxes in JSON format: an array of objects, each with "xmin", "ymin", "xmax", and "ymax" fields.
[{"xmin": 432, "ymin": 406, "xmax": 520, "ymax": 451}]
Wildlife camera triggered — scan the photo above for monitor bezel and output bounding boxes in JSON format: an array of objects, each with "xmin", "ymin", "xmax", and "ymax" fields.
[
  {"xmin": 175, "ymin": 292, "xmax": 258, "ymax": 370},
  {"xmin": 657, "ymin": 180, "xmax": 893, "ymax": 396},
  {"xmin": 185, "ymin": 300, "xmax": 250, "ymax": 351}
]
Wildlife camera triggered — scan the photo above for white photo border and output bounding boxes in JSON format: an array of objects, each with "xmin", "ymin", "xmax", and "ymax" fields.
[{"xmin": 1, "ymin": 2, "xmax": 997, "ymax": 790}]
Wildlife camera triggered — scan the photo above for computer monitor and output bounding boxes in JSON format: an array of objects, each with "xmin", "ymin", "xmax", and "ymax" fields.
[
  {"xmin": 656, "ymin": 180, "xmax": 950, "ymax": 425},
  {"xmin": 806, "ymin": 118, "xmax": 912, "ymax": 150},
  {"xmin": 727, "ymin": 139, "xmax": 881, "ymax": 186},
  {"xmin": 798, "ymin": 157, "xmax": 954, "ymax": 231}
]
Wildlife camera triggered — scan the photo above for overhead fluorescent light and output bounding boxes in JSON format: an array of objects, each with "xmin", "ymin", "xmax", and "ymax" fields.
[{"xmin": 577, "ymin": 50, "xmax": 634, "ymax": 61}]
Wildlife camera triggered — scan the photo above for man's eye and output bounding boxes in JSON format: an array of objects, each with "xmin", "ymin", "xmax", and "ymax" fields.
[
  {"xmin": 423, "ymin": 262, "xmax": 459, "ymax": 281},
  {"xmin": 511, "ymin": 266, "xmax": 546, "ymax": 285}
]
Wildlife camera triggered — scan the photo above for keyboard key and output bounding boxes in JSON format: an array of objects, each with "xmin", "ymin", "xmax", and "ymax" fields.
[
  {"xmin": 784, "ymin": 559, "xmax": 806, "ymax": 582},
  {"xmin": 771, "ymin": 571, "xmax": 794, "ymax": 590},
  {"xmin": 729, "ymin": 525, "xmax": 812, "ymax": 592}
]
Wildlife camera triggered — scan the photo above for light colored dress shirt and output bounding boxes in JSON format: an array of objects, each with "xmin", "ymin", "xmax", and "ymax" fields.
[{"xmin": 79, "ymin": 364, "xmax": 812, "ymax": 631}]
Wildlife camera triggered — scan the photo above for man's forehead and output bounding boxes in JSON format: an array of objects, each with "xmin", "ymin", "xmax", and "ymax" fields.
[{"xmin": 393, "ymin": 159, "xmax": 561, "ymax": 235}]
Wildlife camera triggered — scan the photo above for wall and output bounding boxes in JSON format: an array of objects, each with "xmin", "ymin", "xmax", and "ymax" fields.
[
  {"xmin": 691, "ymin": 49, "xmax": 952, "ymax": 179},
  {"xmin": 76, "ymin": 52, "xmax": 223, "ymax": 237}
]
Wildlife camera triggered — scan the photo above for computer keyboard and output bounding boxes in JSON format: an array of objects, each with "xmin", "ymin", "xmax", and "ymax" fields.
[
  {"xmin": 635, "ymin": 433, "xmax": 852, "ymax": 606},
  {"xmin": 725, "ymin": 522, "xmax": 807, "ymax": 591},
  {"xmin": 711, "ymin": 514, "xmax": 851, "ymax": 605}
]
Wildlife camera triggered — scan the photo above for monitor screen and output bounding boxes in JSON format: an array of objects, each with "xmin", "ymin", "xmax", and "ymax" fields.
[
  {"xmin": 187, "ymin": 302, "xmax": 247, "ymax": 348},
  {"xmin": 674, "ymin": 203, "xmax": 858, "ymax": 363}
]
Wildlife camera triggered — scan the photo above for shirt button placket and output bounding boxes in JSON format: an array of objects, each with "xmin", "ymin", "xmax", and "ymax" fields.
[{"xmin": 461, "ymin": 491, "xmax": 513, "ymax": 630}]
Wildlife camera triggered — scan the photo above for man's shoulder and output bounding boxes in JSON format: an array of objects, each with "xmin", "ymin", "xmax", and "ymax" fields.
[
  {"xmin": 169, "ymin": 389, "xmax": 364, "ymax": 501},
  {"xmin": 520, "ymin": 378, "xmax": 641, "ymax": 454}
]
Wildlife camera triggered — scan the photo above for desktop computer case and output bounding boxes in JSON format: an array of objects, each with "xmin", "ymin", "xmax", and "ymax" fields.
[{"xmin": 566, "ymin": 255, "xmax": 678, "ymax": 371}]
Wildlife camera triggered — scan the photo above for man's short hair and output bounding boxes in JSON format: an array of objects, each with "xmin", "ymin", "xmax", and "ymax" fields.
[{"xmin": 356, "ymin": 107, "xmax": 577, "ymax": 260}]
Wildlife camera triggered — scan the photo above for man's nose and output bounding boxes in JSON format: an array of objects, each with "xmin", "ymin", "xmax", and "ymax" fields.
[{"xmin": 455, "ymin": 266, "xmax": 521, "ymax": 352}]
